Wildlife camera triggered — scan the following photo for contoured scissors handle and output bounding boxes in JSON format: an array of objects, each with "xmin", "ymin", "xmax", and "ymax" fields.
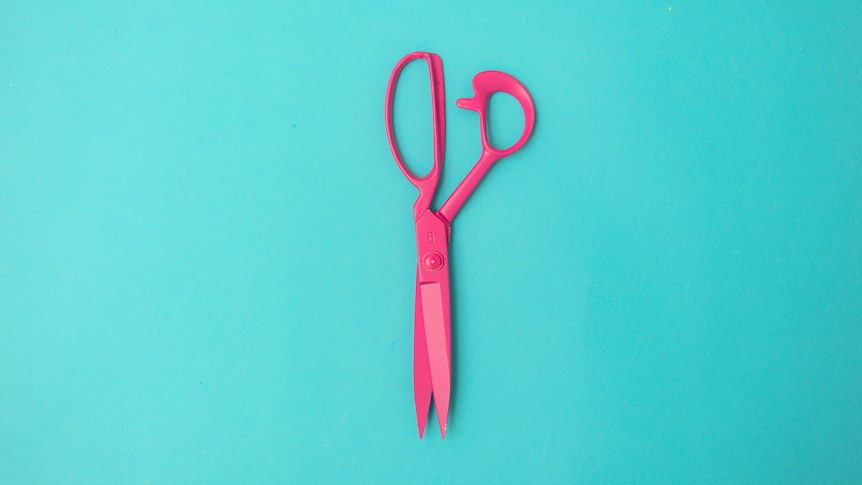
[
  {"xmin": 384, "ymin": 52, "xmax": 446, "ymax": 219},
  {"xmin": 438, "ymin": 71, "xmax": 535, "ymax": 223}
]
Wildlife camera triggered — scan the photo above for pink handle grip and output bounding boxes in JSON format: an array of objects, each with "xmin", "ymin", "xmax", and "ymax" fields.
[
  {"xmin": 439, "ymin": 71, "xmax": 535, "ymax": 222},
  {"xmin": 384, "ymin": 52, "xmax": 446, "ymax": 216}
]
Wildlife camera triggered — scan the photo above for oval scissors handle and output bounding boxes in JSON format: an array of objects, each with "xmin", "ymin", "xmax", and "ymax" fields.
[
  {"xmin": 385, "ymin": 52, "xmax": 446, "ymax": 217},
  {"xmin": 439, "ymin": 71, "xmax": 535, "ymax": 222}
]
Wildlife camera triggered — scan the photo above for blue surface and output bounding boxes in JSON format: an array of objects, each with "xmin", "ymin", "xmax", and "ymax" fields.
[{"xmin": 2, "ymin": 2, "xmax": 861, "ymax": 483}]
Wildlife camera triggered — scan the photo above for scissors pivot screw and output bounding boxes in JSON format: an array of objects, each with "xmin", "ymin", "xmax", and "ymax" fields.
[{"xmin": 422, "ymin": 252, "xmax": 444, "ymax": 271}]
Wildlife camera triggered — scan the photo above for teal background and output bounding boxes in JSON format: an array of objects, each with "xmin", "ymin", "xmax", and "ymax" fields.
[{"xmin": 2, "ymin": 1, "xmax": 860, "ymax": 483}]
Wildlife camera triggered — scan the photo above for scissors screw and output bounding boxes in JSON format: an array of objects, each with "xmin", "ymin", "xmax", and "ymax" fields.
[{"xmin": 423, "ymin": 252, "xmax": 444, "ymax": 271}]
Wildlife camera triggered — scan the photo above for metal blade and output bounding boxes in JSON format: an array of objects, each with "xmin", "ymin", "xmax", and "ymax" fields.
[
  {"xmin": 413, "ymin": 270, "xmax": 432, "ymax": 439},
  {"xmin": 420, "ymin": 281, "xmax": 451, "ymax": 439}
]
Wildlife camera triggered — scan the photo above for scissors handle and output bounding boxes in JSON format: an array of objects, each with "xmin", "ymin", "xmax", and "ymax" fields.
[
  {"xmin": 439, "ymin": 71, "xmax": 535, "ymax": 223},
  {"xmin": 385, "ymin": 52, "xmax": 446, "ymax": 217}
]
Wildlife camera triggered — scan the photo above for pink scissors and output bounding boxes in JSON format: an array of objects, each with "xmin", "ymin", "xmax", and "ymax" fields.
[{"xmin": 385, "ymin": 52, "xmax": 536, "ymax": 439}]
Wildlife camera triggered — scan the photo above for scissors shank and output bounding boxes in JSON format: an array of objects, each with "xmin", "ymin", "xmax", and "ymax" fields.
[{"xmin": 438, "ymin": 151, "xmax": 499, "ymax": 223}]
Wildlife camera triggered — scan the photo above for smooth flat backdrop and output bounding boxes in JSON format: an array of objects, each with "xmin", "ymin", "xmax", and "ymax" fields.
[{"xmin": 2, "ymin": 2, "xmax": 860, "ymax": 483}]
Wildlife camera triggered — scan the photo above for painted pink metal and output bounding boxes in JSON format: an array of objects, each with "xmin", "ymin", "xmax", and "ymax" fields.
[{"xmin": 385, "ymin": 51, "xmax": 535, "ymax": 439}]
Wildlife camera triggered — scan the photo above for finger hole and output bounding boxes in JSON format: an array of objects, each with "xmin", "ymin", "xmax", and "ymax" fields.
[{"xmin": 391, "ymin": 59, "xmax": 436, "ymax": 179}]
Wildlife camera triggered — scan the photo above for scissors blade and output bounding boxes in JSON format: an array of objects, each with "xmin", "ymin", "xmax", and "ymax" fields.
[
  {"xmin": 419, "ymin": 280, "xmax": 451, "ymax": 439},
  {"xmin": 413, "ymin": 270, "xmax": 432, "ymax": 439}
]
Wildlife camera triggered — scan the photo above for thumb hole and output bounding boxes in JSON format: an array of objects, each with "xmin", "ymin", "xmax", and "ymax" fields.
[{"xmin": 486, "ymin": 92, "xmax": 525, "ymax": 152}]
